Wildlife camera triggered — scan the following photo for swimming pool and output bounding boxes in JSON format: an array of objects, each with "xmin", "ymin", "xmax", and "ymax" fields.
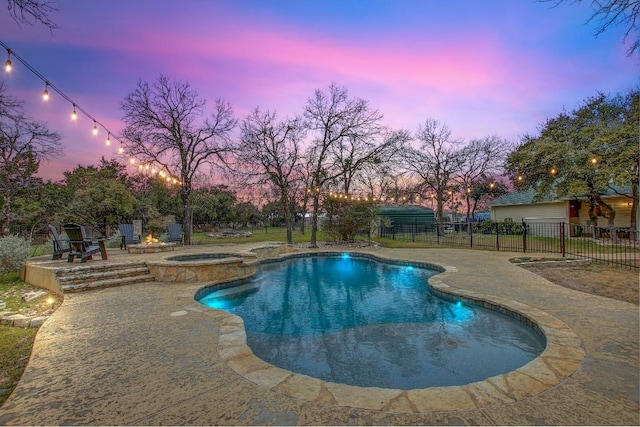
[{"xmin": 197, "ymin": 253, "xmax": 546, "ymax": 389}]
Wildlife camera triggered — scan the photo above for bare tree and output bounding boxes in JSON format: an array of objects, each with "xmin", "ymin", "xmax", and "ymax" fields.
[
  {"xmin": 331, "ymin": 128, "xmax": 410, "ymax": 194},
  {"xmin": 401, "ymin": 119, "xmax": 462, "ymax": 235},
  {"xmin": 120, "ymin": 75, "xmax": 237, "ymax": 245},
  {"xmin": 235, "ymin": 108, "xmax": 304, "ymax": 244},
  {"xmin": 540, "ymin": 0, "xmax": 639, "ymax": 56},
  {"xmin": 455, "ymin": 135, "xmax": 511, "ymax": 231},
  {"xmin": 6, "ymin": 0, "xmax": 59, "ymax": 30},
  {"xmin": 0, "ymin": 82, "xmax": 61, "ymax": 235},
  {"xmin": 303, "ymin": 83, "xmax": 385, "ymax": 247}
]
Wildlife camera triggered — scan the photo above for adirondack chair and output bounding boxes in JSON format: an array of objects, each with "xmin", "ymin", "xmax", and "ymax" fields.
[
  {"xmin": 63, "ymin": 223, "xmax": 108, "ymax": 263},
  {"xmin": 118, "ymin": 223, "xmax": 141, "ymax": 250},
  {"xmin": 167, "ymin": 223, "xmax": 183, "ymax": 243},
  {"xmin": 48, "ymin": 224, "xmax": 70, "ymax": 260}
]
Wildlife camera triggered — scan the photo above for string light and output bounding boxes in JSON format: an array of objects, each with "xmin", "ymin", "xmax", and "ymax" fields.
[
  {"xmin": 0, "ymin": 39, "xmax": 213, "ymax": 186},
  {"xmin": 591, "ymin": 157, "xmax": 598, "ymax": 165},
  {"xmin": 4, "ymin": 49, "xmax": 11, "ymax": 72},
  {"xmin": 550, "ymin": 167, "xmax": 557, "ymax": 175},
  {"xmin": 42, "ymin": 82, "xmax": 49, "ymax": 101}
]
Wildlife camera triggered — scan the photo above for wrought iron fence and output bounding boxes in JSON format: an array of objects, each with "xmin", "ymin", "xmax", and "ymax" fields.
[{"xmin": 378, "ymin": 221, "xmax": 639, "ymax": 269}]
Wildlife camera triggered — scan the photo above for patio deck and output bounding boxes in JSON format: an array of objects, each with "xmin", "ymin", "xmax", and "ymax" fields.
[{"xmin": 0, "ymin": 246, "xmax": 637, "ymax": 425}]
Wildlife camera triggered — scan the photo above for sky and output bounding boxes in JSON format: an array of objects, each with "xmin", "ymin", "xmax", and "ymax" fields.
[{"xmin": 0, "ymin": 0, "xmax": 638, "ymax": 182}]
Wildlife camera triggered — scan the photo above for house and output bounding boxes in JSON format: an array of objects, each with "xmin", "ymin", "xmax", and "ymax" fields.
[{"xmin": 490, "ymin": 186, "xmax": 636, "ymax": 231}]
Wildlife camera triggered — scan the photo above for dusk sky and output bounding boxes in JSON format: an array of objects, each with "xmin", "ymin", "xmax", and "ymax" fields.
[{"xmin": 0, "ymin": 0, "xmax": 637, "ymax": 182}]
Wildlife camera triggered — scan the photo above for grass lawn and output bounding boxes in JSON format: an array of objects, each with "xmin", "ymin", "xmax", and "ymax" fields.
[
  {"xmin": 0, "ymin": 272, "xmax": 43, "ymax": 406},
  {"xmin": 191, "ymin": 227, "xmax": 327, "ymax": 245}
]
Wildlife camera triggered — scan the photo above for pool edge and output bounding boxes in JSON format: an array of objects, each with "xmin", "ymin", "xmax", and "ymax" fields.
[{"xmin": 189, "ymin": 249, "xmax": 585, "ymax": 414}]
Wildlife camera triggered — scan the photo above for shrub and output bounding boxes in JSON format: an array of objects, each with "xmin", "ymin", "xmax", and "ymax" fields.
[{"xmin": 0, "ymin": 235, "xmax": 30, "ymax": 273}]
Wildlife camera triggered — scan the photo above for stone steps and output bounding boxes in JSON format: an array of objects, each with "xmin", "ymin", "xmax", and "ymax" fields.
[{"xmin": 55, "ymin": 262, "xmax": 156, "ymax": 293}]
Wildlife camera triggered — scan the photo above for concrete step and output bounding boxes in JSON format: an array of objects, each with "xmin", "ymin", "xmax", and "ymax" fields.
[
  {"xmin": 54, "ymin": 261, "xmax": 155, "ymax": 293},
  {"xmin": 56, "ymin": 266, "xmax": 152, "ymax": 286},
  {"xmin": 54, "ymin": 261, "xmax": 148, "ymax": 276},
  {"xmin": 60, "ymin": 274, "xmax": 157, "ymax": 293}
]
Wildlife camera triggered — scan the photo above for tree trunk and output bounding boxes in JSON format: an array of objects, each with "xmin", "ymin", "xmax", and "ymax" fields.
[
  {"xmin": 282, "ymin": 192, "xmax": 293, "ymax": 245},
  {"xmin": 631, "ymin": 182, "xmax": 638, "ymax": 233},
  {"xmin": 0, "ymin": 193, "xmax": 10, "ymax": 237},
  {"xmin": 310, "ymin": 193, "xmax": 320, "ymax": 247},
  {"xmin": 182, "ymin": 194, "xmax": 192, "ymax": 246},
  {"xmin": 436, "ymin": 190, "xmax": 445, "ymax": 236}
]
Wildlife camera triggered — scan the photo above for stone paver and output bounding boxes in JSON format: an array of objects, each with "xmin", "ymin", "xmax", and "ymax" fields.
[{"xmin": 0, "ymin": 246, "xmax": 638, "ymax": 425}]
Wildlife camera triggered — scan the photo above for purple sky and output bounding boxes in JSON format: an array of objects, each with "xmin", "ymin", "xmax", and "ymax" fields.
[{"xmin": 1, "ymin": 0, "xmax": 637, "ymax": 181}]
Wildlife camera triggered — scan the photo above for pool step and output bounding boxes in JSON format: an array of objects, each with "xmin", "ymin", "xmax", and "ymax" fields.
[
  {"xmin": 55, "ymin": 262, "xmax": 156, "ymax": 293},
  {"xmin": 205, "ymin": 282, "xmax": 260, "ymax": 299}
]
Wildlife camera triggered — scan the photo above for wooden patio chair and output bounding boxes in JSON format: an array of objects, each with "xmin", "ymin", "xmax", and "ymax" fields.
[
  {"xmin": 118, "ymin": 223, "xmax": 141, "ymax": 250},
  {"xmin": 48, "ymin": 224, "xmax": 70, "ymax": 260},
  {"xmin": 63, "ymin": 223, "xmax": 108, "ymax": 263},
  {"xmin": 167, "ymin": 223, "xmax": 183, "ymax": 244}
]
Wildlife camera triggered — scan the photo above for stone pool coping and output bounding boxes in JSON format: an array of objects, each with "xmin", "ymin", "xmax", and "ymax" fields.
[{"xmin": 182, "ymin": 250, "xmax": 585, "ymax": 414}]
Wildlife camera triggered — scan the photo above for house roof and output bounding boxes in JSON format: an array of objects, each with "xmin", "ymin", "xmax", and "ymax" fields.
[{"xmin": 491, "ymin": 185, "xmax": 632, "ymax": 207}]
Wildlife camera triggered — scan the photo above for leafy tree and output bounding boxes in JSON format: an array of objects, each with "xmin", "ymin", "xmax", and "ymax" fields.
[
  {"xmin": 506, "ymin": 89, "xmax": 639, "ymax": 233},
  {"xmin": 236, "ymin": 108, "xmax": 303, "ymax": 243},
  {"xmin": 121, "ymin": 75, "xmax": 237, "ymax": 244},
  {"xmin": 262, "ymin": 200, "xmax": 285, "ymax": 227},
  {"xmin": 190, "ymin": 185, "xmax": 236, "ymax": 228},
  {"xmin": 126, "ymin": 173, "xmax": 182, "ymax": 223},
  {"xmin": 62, "ymin": 159, "xmax": 136, "ymax": 236},
  {"xmin": 233, "ymin": 201, "xmax": 261, "ymax": 228},
  {"xmin": 324, "ymin": 198, "xmax": 377, "ymax": 242},
  {"xmin": 0, "ymin": 82, "xmax": 61, "ymax": 236}
]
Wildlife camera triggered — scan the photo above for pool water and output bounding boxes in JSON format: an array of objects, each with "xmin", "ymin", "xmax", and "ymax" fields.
[{"xmin": 198, "ymin": 254, "xmax": 545, "ymax": 389}]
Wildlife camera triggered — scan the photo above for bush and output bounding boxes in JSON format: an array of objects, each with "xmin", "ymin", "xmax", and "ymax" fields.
[{"xmin": 0, "ymin": 235, "xmax": 30, "ymax": 272}]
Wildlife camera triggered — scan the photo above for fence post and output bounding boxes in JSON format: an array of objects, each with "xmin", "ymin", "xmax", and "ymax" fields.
[
  {"xmin": 522, "ymin": 220, "xmax": 527, "ymax": 253},
  {"xmin": 412, "ymin": 223, "xmax": 415, "ymax": 242},
  {"xmin": 560, "ymin": 222, "xmax": 566, "ymax": 257},
  {"xmin": 496, "ymin": 222, "xmax": 500, "ymax": 252}
]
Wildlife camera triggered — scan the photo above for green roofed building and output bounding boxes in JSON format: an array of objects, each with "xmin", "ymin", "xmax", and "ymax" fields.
[{"xmin": 376, "ymin": 205, "xmax": 436, "ymax": 232}]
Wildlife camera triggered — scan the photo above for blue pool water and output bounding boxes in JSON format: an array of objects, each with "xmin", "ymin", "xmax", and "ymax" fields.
[{"xmin": 197, "ymin": 254, "xmax": 545, "ymax": 389}]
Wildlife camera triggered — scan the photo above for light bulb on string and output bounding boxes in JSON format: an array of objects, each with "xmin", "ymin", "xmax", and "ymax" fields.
[
  {"xmin": 106, "ymin": 133, "xmax": 111, "ymax": 146},
  {"xmin": 92, "ymin": 121, "xmax": 98, "ymax": 136},
  {"xmin": 42, "ymin": 83, "xmax": 49, "ymax": 101},
  {"xmin": 590, "ymin": 157, "xmax": 598, "ymax": 165},
  {"xmin": 118, "ymin": 143, "xmax": 124, "ymax": 154},
  {"xmin": 71, "ymin": 105, "xmax": 77, "ymax": 121},
  {"xmin": 550, "ymin": 167, "xmax": 557, "ymax": 175},
  {"xmin": 4, "ymin": 50, "xmax": 11, "ymax": 73}
]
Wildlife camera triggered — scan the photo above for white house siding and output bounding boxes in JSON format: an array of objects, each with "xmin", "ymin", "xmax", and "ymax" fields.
[{"xmin": 491, "ymin": 202, "xmax": 567, "ymax": 223}]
